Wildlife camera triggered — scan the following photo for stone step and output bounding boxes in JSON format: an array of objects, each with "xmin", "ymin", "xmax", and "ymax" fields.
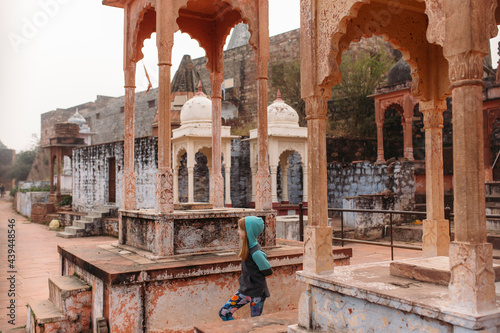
[
  {"xmin": 49, "ymin": 276, "xmax": 91, "ymax": 313},
  {"xmin": 74, "ymin": 220, "xmax": 95, "ymax": 229},
  {"xmin": 64, "ymin": 226, "xmax": 86, "ymax": 237},
  {"xmin": 28, "ymin": 299, "xmax": 65, "ymax": 325},
  {"xmin": 194, "ymin": 309, "xmax": 298, "ymax": 333},
  {"xmin": 56, "ymin": 231, "xmax": 78, "ymax": 239}
]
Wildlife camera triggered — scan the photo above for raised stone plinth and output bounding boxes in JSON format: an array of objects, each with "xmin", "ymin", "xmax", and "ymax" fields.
[
  {"xmin": 291, "ymin": 262, "xmax": 500, "ymax": 332},
  {"xmin": 59, "ymin": 241, "xmax": 304, "ymax": 332},
  {"xmin": 119, "ymin": 208, "xmax": 276, "ymax": 258},
  {"xmin": 390, "ymin": 256, "xmax": 500, "ymax": 285}
]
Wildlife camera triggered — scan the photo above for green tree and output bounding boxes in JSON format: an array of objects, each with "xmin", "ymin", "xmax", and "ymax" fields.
[
  {"xmin": 330, "ymin": 45, "xmax": 396, "ymax": 138},
  {"xmin": 269, "ymin": 59, "xmax": 305, "ymax": 126}
]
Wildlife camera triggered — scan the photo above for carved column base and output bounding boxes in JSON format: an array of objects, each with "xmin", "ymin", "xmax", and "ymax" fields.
[
  {"xmin": 422, "ymin": 219, "xmax": 450, "ymax": 257},
  {"xmin": 255, "ymin": 168, "xmax": 272, "ymax": 210},
  {"xmin": 155, "ymin": 216, "xmax": 174, "ymax": 256},
  {"xmin": 122, "ymin": 170, "xmax": 137, "ymax": 210},
  {"xmin": 449, "ymin": 242, "xmax": 496, "ymax": 314},
  {"xmin": 303, "ymin": 226, "xmax": 333, "ymax": 275},
  {"xmin": 210, "ymin": 172, "xmax": 224, "ymax": 208},
  {"xmin": 156, "ymin": 167, "xmax": 174, "ymax": 213}
]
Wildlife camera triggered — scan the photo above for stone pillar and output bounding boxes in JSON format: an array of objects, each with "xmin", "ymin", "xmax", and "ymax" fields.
[
  {"xmin": 251, "ymin": 168, "xmax": 257, "ymax": 203},
  {"xmin": 270, "ymin": 165, "xmax": 278, "ymax": 203},
  {"xmin": 302, "ymin": 165, "xmax": 308, "ymax": 203},
  {"xmin": 123, "ymin": 61, "xmax": 137, "ymax": 210},
  {"xmin": 420, "ymin": 100, "xmax": 449, "ymax": 257},
  {"xmin": 49, "ymin": 152, "xmax": 55, "ymax": 195},
  {"xmin": 446, "ymin": 51, "xmax": 495, "ymax": 313},
  {"xmin": 282, "ymin": 165, "xmax": 289, "ymax": 203},
  {"xmin": 404, "ymin": 118, "xmax": 414, "ymax": 161},
  {"xmin": 210, "ymin": 71, "xmax": 225, "ymax": 208},
  {"xmin": 187, "ymin": 167, "xmax": 194, "ymax": 203},
  {"xmin": 375, "ymin": 100, "xmax": 385, "ymax": 163},
  {"xmin": 303, "ymin": 95, "xmax": 333, "ymax": 274},
  {"xmin": 155, "ymin": 0, "xmax": 174, "ymax": 213},
  {"xmin": 56, "ymin": 148, "xmax": 62, "ymax": 196},
  {"xmin": 173, "ymin": 167, "xmax": 179, "ymax": 204},
  {"xmin": 254, "ymin": 2, "xmax": 272, "ymax": 210},
  {"xmin": 225, "ymin": 163, "xmax": 232, "ymax": 207},
  {"xmin": 483, "ymin": 109, "xmax": 494, "ymax": 182}
]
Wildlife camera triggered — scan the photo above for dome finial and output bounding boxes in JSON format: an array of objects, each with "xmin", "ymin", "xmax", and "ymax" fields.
[
  {"xmin": 196, "ymin": 80, "xmax": 203, "ymax": 96},
  {"xmin": 275, "ymin": 89, "xmax": 283, "ymax": 103}
]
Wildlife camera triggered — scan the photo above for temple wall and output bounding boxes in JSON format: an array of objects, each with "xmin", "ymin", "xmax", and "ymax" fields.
[{"xmin": 327, "ymin": 161, "xmax": 415, "ymax": 210}]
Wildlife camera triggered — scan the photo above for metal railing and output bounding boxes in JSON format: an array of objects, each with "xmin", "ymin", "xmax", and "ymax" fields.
[{"xmin": 297, "ymin": 204, "xmax": 500, "ymax": 260}]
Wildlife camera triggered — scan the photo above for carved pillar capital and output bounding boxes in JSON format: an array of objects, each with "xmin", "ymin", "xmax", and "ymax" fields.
[
  {"xmin": 304, "ymin": 95, "xmax": 329, "ymax": 118},
  {"xmin": 420, "ymin": 99, "xmax": 447, "ymax": 129},
  {"xmin": 446, "ymin": 51, "xmax": 485, "ymax": 88}
]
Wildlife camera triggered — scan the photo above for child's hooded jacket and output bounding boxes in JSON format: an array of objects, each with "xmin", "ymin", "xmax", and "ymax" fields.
[{"xmin": 238, "ymin": 216, "xmax": 273, "ymax": 297}]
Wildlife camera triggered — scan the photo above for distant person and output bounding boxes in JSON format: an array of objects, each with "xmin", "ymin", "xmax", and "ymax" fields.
[
  {"xmin": 0, "ymin": 185, "xmax": 4, "ymax": 198},
  {"xmin": 218, "ymin": 216, "xmax": 273, "ymax": 321}
]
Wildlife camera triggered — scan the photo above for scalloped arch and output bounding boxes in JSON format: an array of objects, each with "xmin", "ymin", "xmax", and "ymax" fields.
[
  {"xmin": 130, "ymin": 1, "xmax": 156, "ymax": 63},
  {"xmin": 321, "ymin": 0, "xmax": 428, "ymax": 98}
]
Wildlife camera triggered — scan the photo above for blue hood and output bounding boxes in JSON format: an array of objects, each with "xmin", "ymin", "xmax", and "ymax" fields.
[{"xmin": 245, "ymin": 216, "xmax": 264, "ymax": 248}]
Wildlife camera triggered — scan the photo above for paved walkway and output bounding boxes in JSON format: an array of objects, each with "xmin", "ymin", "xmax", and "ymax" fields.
[
  {"xmin": 0, "ymin": 197, "xmax": 422, "ymax": 332},
  {"xmin": 0, "ymin": 197, "xmax": 116, "ymax": 332}
]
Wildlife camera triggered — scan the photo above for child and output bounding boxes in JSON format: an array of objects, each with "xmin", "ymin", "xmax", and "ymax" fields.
[{"xmin": 219, "ymin": 216, "xmax": 273, "ymax": 321}]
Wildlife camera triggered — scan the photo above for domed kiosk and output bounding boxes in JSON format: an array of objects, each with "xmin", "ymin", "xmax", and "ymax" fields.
[
  {"xmin": 250, "ymin": 91, "xmax": 308, "ymax": 211},
  {"xmin": 372, "ymin": 58, "xmax": 418, "ymax": 163},
  {"xmin": 171, "ymin": 82, "xmax": 237, "ymax": 206}
]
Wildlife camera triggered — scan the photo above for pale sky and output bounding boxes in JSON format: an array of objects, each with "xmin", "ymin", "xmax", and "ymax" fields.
[{"xmin": 0, "ymin": 1, "xmax": 499, "ymax": 152}]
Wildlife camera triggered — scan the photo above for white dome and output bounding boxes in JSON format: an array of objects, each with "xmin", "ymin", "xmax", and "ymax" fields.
[
  {"xmin": 180, "ymin": 83, "xmax": 212, "ymax": 125},
  {"xmin": 68, "ymin": 109, "xmax": 86, "ymax": 126},
  {"xmin": 268, "ymin": 91, "xmax": 299, "ymax": 126}
]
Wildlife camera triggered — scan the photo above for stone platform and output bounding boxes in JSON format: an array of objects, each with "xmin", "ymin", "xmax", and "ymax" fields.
[
  {"xmin": 390, "ymin": 256, "xmax": 500, "ymax": 285},
  {"xmin": 59, "ymin": 241, "xmax": 304, "ymax": 332},
  {"xmin": 194, "ymin": 309, "xmax": 298, "ymax": 332},
  {"xmin": 290, "ymin": 262, "xmax": 500, "ymax": 332},
  {"xmin": 119, "ymin": 208, "xmax": 276, "ymax": 257}
]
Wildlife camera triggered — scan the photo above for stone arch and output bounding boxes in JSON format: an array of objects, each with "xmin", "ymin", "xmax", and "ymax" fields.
[
  {"xmin": 316, "ymin": 0, "xmax": 449, "ymax": 102},
  {"xmin": 128, "ymin": 1, "xmax": 157, "ymax": 64},
  {"xmin": 383, "ymin": 107, "xmax": 404, "ymax": 160}
]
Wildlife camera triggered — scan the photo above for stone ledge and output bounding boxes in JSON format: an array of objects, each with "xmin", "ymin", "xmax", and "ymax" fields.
[
  {"xmin": 59, "ymin": 243, "xmax": 303, "ymax": 285},
  {"xmin": 28, "ymin": 299, "xmax": 65, "ymax": 324},
  {"xmin": 390, "ymin": 256, "xmax": 500, "ymax": 285},
  {"xmin": 296, "ymin": 263, "xmax": 500, "ymax": 330}
]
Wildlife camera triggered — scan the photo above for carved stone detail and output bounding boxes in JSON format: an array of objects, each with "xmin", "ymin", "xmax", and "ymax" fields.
[
  {"xmin": 449, "ymin": 242, "xmax": 496, "ymax": 313},
  {"xmin": 210, "ymin": 172, "xmax": 225, "ymax": 208},
  {"xmin": 255, "ymin": 168, "xmax": 272, "ymax": 210},
  {"xmin": 425, "ymin": 0, "xmax": 445, "ymax": 46},
  {"xmin": 264, "ymin": 214, "xmax": 276, "ymax": 247},
  {"xmin": 421, "ymin": 108, "xmax": 444, "ymax": 129},
  {"xmin": 123, "ymin": 170, "xmax": 137, "ymax": 210},
  {"xmin": 156, "ymin": 167, "xmax": 174, "ymax": 213},
  {"xmin": 422, "ymin": 219, "xmax": 449, "ymax": 257},
  {"xmin": 447, "ymin": 52, "xmax": 484, "ymax": 84},
  {"xmin": 303, "ymin": 226, "xmax": 333, "ymax": 274}
]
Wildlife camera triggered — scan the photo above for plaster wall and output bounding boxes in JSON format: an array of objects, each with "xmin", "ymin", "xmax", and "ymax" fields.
[
  {"xmin": 16, "ymin": 191, "xmax": 49, "ymax": 217},
  {"xmin": 306, "ymin": 285, "xmax": 452, "ymax": 332},
  {"xmin": 328, "ymin": 161, "xmax": 415, "ymax": 210}
]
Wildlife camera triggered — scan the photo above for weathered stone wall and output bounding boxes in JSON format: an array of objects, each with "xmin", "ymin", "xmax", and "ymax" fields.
[
  {"xmin": 73, "ymin": 137, "xmax": 158, "ymax": 212},
  {"xmin": 328, "ymin": 161, "xmax": 415, "ymax": 210},
  {"xmin": 16, "ymin": 191, "xmax": 50, "ymax": 218}
]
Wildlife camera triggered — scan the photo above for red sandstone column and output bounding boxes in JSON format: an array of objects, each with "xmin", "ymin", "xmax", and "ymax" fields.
[
  {"xmin": 403, "ymin": 95, "xmax": 415, "ymax": 161},
  {"xmin": 254, "ymin": 0, "xmax": 272, "ymax": 210},
  {"xmin": 56, "ymin": 148, "xmax": 62, "ymax": 196},
  {"xmin": 303, "ymin": 95, "xmax": 333, "ymax": 274},
  {"xmin": 155, "ymin": 0, "xmax": 174, "ymax": 213},
  {"xmin": 49, "ymin": 152, "xmax": 55, "ymax": 195},
  {"xmin": 420, "ymin": 100, "xmax": 449, "ymax": 257},
  {"xmin": 123, "ymin": 61, "xmax": 137, "ymax": 210},
  {"xmin": 446, "ymin": 51, "xmax": 495, "ymax": 313},
  {"xmin": 210, "ymin": 71, "xmax": 225, "ymax": 208},
  {"xmin": 375, "ymin": 101, "xmax": 385, "ymax": 163}
]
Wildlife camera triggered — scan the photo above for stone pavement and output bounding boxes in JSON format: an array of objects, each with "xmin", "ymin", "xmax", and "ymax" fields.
[
  {"xmin": 0, "ymin": 196, "xmax": 423, "ymax": 332},
  {"xmin": 0, "ymin": 197, "xmax": 116, "ymax": 332}
]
